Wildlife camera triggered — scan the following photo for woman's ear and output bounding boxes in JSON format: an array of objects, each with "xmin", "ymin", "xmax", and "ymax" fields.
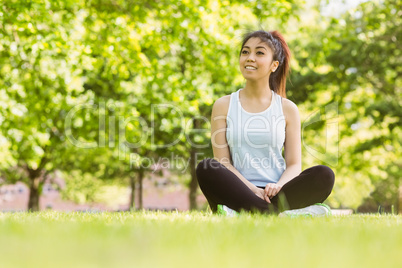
[{"xmin": 271, "ymin": 60, "xmax": 279, "ymax": 72}]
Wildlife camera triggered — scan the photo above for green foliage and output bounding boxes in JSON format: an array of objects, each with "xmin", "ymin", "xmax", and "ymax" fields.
[
  {"xmin": 0, "ymin": 133, "xmax": 15, "ymax": 170},
  {"xmin": 60, "ymin": 170, "xmax": 128, "ymax": 209},
  {"xmin": 288, "ymin": 0, "xmax": 401, "ymax": 209},
  {"xmin": 60, "ymin": 170, "xmax": 102, "ymax": 204}
]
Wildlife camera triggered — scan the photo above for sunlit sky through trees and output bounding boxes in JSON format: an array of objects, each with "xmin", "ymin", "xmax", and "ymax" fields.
[{"xmin": 320, "ymin": 0, "xmax": 371, "ymax": 17}]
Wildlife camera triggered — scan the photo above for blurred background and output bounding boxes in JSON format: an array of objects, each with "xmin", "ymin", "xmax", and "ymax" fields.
[{"xmin": 0, "ymin": 0, "xmax": 400, "ymax": 213}]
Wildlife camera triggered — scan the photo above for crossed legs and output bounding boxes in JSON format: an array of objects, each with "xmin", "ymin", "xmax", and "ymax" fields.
[{"xmin": 196, "ymin": 158, "xmax": 335, "ymax": 214}]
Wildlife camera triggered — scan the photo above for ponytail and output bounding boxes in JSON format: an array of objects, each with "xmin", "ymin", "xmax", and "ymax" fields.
[
  {"xmin": 240, "ymin": 30, "xmax": 291, "ymax": 98},
  {"xmin": 269, "ymin": 31, "xmax": 291, "ymax": 98}
]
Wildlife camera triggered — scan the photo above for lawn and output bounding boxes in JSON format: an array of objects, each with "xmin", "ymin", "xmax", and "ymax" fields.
[{"xmin": 0, "ymin": 211, "xmax": 401, "ymax": 268}]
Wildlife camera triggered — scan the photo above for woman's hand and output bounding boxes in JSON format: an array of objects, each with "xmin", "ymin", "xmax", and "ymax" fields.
[
  {"xmin": 264, "ymin": 183, "xmax": 282, "ymax": 199},
  {"xmin": 254, "ymin": 188, "xmax": 271, "ymax": 203}
]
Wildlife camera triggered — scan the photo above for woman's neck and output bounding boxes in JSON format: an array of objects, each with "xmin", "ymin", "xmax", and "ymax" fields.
[{"xmin": 243, "ymin": 80, "xmax": 272, "ymax": 100}]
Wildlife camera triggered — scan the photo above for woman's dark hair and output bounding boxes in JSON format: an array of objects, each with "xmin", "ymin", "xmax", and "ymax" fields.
[{"xmin": 240, "ymin": 30, "xmax": 291, "ymax": 98}]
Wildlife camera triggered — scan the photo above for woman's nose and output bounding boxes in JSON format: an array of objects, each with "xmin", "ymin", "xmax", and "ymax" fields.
[{"xmin": 247, "ymin": 55, "xmax": 255, "ymax": 62}]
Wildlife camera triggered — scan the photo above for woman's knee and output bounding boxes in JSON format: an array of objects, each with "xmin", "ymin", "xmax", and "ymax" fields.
[
  {"xmin": 313, "ymin": 165, "xmax": 335, "ymax": 186},
  {"xmin": 196, "ymin": 158, "xmax": 212, "ymax": 180},
  {"xmin": 196, "ymin": 158, "xmax": 222, "ymax": 182},
  {"xmin": 196, "ymin": 158, "xmax": 211, "ymax": 172}
]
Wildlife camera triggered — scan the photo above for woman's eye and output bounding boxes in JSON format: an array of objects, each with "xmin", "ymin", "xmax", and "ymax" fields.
[
  {"xmin": 257, "ymin": 51, "xmax": 264, "ymax": 55},
  {"xmin": 241, "ymin": 50, "xmax": 248, "ymax": 54}
]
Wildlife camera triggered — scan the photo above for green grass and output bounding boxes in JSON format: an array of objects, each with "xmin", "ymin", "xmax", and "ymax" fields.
[{"xmin": 0, "ymin": 211, "xmax": 401, "ymax": 268}]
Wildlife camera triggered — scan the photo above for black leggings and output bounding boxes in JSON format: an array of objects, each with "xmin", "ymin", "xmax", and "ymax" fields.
[{"xmin": 196, "ymin": 158, "xmax": 335, "ymax": 214}]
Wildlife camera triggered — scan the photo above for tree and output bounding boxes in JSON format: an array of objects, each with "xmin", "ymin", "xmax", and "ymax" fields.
[
  {"xmin": 288, "ymin": 0, "xmax": 401, "ymax": 210},
  {"xmin": 0, "ymin": 0, "xmax": 90, "ymax": 210}
]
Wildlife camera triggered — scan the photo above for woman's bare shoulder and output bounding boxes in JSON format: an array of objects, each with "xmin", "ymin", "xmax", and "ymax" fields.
[
  {"xmin": 281, "ymin": 98, "xmax": 300, "ymax": 123},
  {"xmin": 212, "ymin": 95, "xmax": 231, "ymax": 116}
]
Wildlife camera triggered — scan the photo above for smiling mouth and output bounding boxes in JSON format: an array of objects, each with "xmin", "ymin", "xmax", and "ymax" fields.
[{"xmin": 245, "ymin": 66, "xmax": 257, "ymax": 70}]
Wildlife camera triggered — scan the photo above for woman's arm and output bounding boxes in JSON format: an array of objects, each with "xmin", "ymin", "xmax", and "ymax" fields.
[
  {"xmin": 264, "ymin": 98, "xmax": 302, "ymax": 199},
  {"xmin": 210, "ymin": 96, "xmax": 268, "ymax": 201},
  {"xmin": 276, "ymin": 98, "xmax": 302, "ymax": 186}
]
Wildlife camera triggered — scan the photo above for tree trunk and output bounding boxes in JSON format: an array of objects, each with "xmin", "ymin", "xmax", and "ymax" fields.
[
  {"xmin": 189, "ymin": 118, "xmax": 201, "ymax": 210},
  {"xmin": 28, "ymin": 176, "xmax": 41, "ymax": 212},
  {"xmin": 179, "ymin": 53, "xmax": 199, "ymax": 210},
  {"xmin": 138, "ymin": 169, "xmax": 144, "ymax": 210},
  {"xmin": 26, "ymin": 156, "xmax": 48, "ymax": 212},
  {"xmin": 189, "ymin": 147, "xmax": 198, "ymax": 210},
  {"xmin": 129, "ymin": 175, "xmax": 136, "ymax": 211}
]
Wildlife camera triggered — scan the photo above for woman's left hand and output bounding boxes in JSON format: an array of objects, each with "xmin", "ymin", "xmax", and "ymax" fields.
[{"xmin": 264, "ymin": 183, "xmax": 282, "ymax": 199}]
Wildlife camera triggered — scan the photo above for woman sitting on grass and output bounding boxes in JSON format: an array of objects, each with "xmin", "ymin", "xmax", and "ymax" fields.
[{"xmin": 196, "ymin": 30, "xmax": 335, "ymax": 217}]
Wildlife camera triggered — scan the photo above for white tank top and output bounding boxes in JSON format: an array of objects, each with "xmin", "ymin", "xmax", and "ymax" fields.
[{"xmin": 226, "ymin": 88, "xmax": 286, "ymax": 187}]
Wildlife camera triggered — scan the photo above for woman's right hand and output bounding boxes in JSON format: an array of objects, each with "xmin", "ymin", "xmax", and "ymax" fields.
[{"xmin": 254, "ymin": 188, "xmax": 271, "ymax": 203}]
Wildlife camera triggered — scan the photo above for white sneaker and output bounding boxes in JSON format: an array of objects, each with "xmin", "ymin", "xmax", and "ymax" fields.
[
  {"xmin": 279, "ymin": 203, "xmax": 332, "ymax": 218},
  {"xmin": 217, "ymin": 204, "xmax": 239, "ymax": 217}
]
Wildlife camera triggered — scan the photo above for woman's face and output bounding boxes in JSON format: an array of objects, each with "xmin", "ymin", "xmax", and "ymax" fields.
[{"xmin": 239, "ymin": 37, "xmax": 278, "ymax": 82}]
